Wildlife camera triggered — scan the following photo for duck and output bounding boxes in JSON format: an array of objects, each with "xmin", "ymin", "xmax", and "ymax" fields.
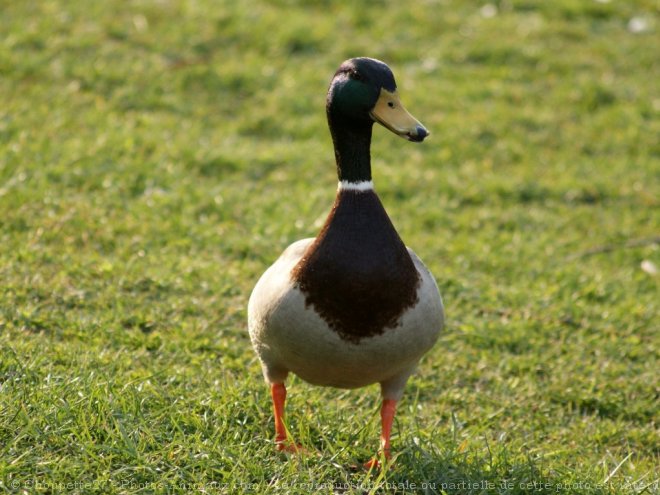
[{"xmin": 247, "ymin": 57, "xmax": 444, "ymax": 468}]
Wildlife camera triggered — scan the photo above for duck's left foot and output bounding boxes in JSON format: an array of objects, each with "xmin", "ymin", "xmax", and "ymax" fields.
[
  {"xmin": 272, "ymin": 382, "xmax": 310, "ymax": 455},
  {"xmin": 364, "ymin": 398, "xmax": 398, "ymax": 470},
  {"xmin": 363, "ymin": 450, "xmax": 391, "ymax": 470},
  {"xmin": 276, "ymin": 441, "xmax": 306, "ymax": 454}
]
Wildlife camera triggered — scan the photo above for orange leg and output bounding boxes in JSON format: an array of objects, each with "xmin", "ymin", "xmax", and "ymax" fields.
[
  {"xmin": 364, "ymin": 399, "xmax": 398, "ymax": 470},
  {"xmin": 271, "ymin": 383, "xmax": 288, "ymax": 448},
  {"xmin": 271, "ymin": 382, "xmax": 301, "ymax": 453}
]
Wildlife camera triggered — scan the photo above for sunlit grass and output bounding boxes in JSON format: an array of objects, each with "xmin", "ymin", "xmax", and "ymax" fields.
[{"xmin": 1, "ymin": 0, "xmax": 658, "ymax": 493}]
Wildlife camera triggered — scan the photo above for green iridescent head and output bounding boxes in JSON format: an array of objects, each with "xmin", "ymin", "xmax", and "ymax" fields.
[{"xmin": 326, "ymin": 57, "xmax": 428, "ymax": 142}]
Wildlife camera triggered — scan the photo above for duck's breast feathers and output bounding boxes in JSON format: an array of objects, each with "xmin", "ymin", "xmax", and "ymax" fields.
[{"xmin": 291, "ymin": 189, "xmax": 421, "ymax": 343}]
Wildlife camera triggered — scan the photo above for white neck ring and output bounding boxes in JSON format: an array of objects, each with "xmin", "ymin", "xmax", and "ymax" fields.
[{"xmin": 337, "ymin": 180, "xmax": 374, "ymax": 192}]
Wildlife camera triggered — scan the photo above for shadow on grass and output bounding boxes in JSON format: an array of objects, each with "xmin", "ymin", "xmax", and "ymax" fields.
[{"xmin": 376, "ymin": 441, "xmax": 614, "ymax": 495}]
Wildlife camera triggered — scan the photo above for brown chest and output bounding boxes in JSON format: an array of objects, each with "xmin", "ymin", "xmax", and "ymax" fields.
[{"xmin": 291, "ymin": 190, "xmax": 420, "ymax": 343}]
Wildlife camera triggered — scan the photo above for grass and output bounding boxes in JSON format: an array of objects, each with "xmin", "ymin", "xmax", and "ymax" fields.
[{"xmin": 0, "ymin": 0, "xmax": 658, "ymax": 493}]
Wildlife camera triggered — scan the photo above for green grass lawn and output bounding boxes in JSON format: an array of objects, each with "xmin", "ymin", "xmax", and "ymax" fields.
[{"xmin": 1, "ymin": 0, "xmax": 658, "ymax": 493}]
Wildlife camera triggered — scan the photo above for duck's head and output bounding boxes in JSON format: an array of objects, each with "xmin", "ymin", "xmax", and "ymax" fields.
[{"xmin": 326, "ymin": 57, "xmax": 429, "ymax": 142}]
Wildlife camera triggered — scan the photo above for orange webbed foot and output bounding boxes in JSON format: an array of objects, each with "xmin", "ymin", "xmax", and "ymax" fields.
[
  {"xmin": 363, "ymin": 398, "xmax": 398, "ymax": 470},
  {"xmin": 275, "ymin": 441, "xmax": 306, "ymax": 454},
  {"xmin": 363, "ymin": 450, "xmax": 391, "ymax": 470},
  {"xmin": 271, "ymin": 383, "xmax": 313, "ymax": 456}
]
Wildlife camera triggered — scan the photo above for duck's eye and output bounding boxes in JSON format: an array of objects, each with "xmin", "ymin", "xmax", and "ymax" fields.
[
  {"xmin": 388, "ymin": 101, "xmax": 395, "ymax": 108},
  {"xmin": 350, "ymin": 70, "xmax": 363, "ymax": 81}
]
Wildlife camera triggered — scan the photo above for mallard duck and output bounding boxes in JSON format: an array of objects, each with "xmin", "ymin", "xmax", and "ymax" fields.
[{"xmin": 248, "ymin": 57, "xmax": 444, "ymax": 468}]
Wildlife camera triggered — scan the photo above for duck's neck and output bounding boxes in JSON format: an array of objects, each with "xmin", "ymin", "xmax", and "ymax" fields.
[{"xmin": 328, "ymin": 114, "xmax": 374, "ymax": 184}]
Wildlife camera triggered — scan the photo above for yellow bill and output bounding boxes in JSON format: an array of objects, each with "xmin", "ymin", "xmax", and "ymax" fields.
[{"xmin": 369, "ymin": 89, "xmax": 429, "ymax": 142}]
